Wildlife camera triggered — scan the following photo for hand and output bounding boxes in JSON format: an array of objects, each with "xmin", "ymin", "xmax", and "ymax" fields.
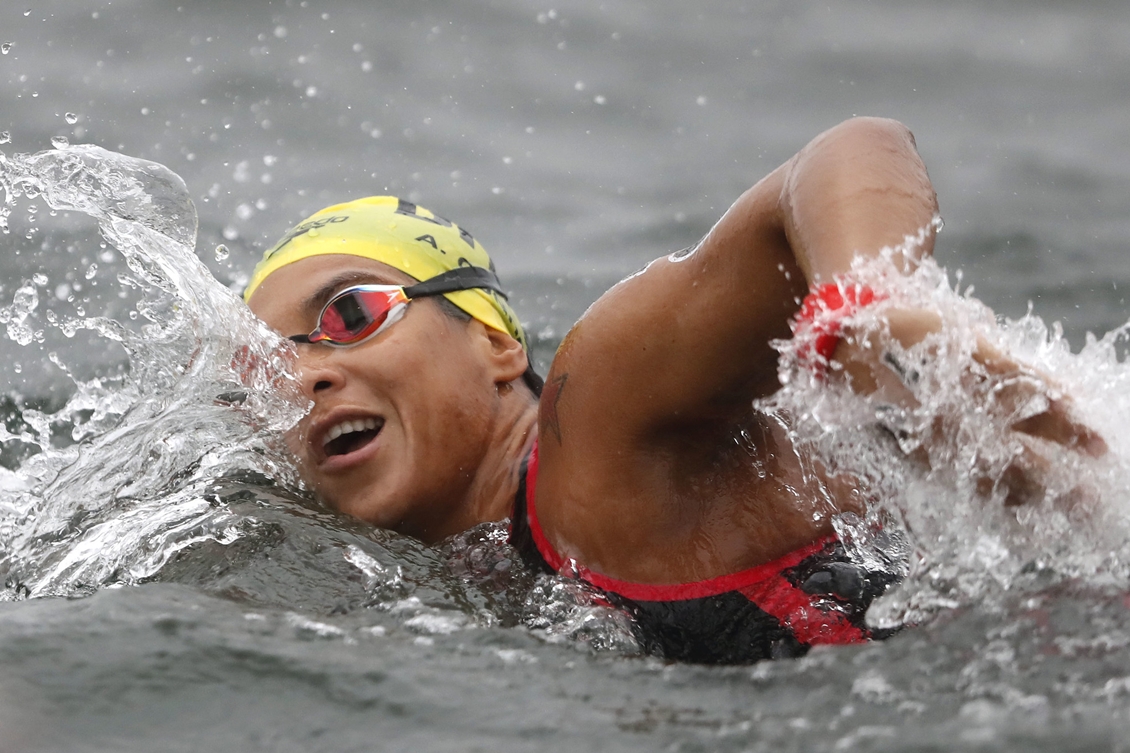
[
  {"xmin": 834, "ymin": 310, "xmax": 1106, "ymax": 509},
  {"xmin": 971, "ymin": 337, "xmax": 1106, "ymax": 458}
]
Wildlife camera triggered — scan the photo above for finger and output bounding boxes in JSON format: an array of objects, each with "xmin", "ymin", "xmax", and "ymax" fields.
[
  {"xmin": 1011, "ymin": 400, "xmax": 1108, "ymax": 458},
  {"xmin": 1001, "ymin": 441, "xmax": 1052, "ymax": 507}
]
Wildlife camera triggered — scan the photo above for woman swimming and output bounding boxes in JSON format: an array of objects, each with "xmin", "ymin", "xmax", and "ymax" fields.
[{"xmin": 244, "ymin": 117, "xmax": 1103, "ymax": 663}]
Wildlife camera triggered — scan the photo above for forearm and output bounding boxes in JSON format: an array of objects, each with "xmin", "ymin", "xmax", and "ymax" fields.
[
  {"xmin": 778, "ymin": 117, "xmax": 939, "ymax": 285},
  {"xmin": 833, "ymin": 307, "xmax": 942, "ymax": 399},
  {"xmin": 833, "ymin": 305, "xmax": 1106, "ymax": 467}
]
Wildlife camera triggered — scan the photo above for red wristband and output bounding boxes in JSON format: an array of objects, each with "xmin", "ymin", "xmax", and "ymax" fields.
[{"xmin": 792, "ymin": 282, "xmax": 882, "ymax": 370}]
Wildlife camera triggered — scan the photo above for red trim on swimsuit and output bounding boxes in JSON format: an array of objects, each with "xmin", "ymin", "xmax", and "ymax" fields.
[{"xmin": 523, "ymin": 441, "xmax": 867, "ymax": 645}]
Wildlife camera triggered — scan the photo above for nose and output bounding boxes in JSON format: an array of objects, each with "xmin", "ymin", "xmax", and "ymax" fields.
[{"xmin": 297, "ymin": 350, "xmax": 346, "ymax": 397}]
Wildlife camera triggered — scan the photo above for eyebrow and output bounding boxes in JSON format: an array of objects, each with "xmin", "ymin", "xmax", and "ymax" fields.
[{"xmin": 301, "ymin": 271, "xmax": 393, "ymax": 316}]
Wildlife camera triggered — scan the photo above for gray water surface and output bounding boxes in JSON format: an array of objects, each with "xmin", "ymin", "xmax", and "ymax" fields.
[{"xmin": 4, "ymin": 2, "xmax": 1130, "ymax": 751}]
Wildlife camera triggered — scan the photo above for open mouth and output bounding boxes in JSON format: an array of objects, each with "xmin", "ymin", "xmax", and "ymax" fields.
[{"xmin": 322, "ymin": 417, "xmax": 384, "ymax": 457}]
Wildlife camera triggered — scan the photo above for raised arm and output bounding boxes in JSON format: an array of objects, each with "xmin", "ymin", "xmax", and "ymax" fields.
[
  {"xmin": 533, "ymin": 118, "xmax": 940, "ymax": 580},
  {"xmin": 779, "ymin": 117, "xmax": 937, "ymax": 284},
  {"xmin": 544, "ymin": 117, "xmax": 937, "ymax": 443}
]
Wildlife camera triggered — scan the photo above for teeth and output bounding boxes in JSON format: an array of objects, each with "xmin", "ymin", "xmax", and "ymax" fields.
[{"xmin": 322, "ymin": 417, "xmax": 380, "ymax": 446}]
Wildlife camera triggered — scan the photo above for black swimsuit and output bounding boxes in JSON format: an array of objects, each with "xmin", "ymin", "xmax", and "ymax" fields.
[{"xmin": 508, "ymin": 441, "xmax": 901, "ymax": 664}]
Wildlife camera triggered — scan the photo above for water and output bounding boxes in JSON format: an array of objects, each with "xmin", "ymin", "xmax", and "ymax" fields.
[{"xmin": 3, "ymin": 1, "xmax": 1130, "ymax": 750}]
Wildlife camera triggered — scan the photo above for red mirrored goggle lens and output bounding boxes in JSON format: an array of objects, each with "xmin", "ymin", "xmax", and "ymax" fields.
[{"xmin": 307, "ymin": 286, "xmax": 408, "ymax": 345}]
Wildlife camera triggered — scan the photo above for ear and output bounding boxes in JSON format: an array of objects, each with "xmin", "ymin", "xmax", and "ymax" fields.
[{"xmin": 478, "ymin": 323, "xmax": 530, "ymax": 385}]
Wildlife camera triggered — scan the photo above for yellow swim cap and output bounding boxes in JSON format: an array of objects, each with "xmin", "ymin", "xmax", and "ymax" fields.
[{"xmin": 244, "ymin": 196, "xmax": 527, "ymax": 350}]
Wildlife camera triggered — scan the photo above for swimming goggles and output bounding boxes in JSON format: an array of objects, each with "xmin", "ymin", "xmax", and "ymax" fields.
[{"xmin": 288, "ymin": 266, "xmax": 506, "ymax": 347}]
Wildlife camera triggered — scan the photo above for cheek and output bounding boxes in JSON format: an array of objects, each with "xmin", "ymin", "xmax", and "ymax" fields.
[
  {"xmin": 283, "ymin": 424, "xmax": 308, "ymax": 459},
  {"xmin": 415, "ymin": 394, "xmax": 494, "ymax": 487},
  {"xmin": 282, "ymin": 425, "xmax": 321, "ymax": 485},
  {"xmin": 403, "ymin": 339, "xmax": 496, "ymax": 444},
  {"xmin": 387, "ymin": 318, "xmax": 482, "ymax": 389}
]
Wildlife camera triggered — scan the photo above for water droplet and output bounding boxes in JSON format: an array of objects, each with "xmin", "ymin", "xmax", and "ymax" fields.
[
  {"xmin": 6, "ymin": 282, "xmax": 40, "ymax": 345},
  {"xmin": 85, "ymin": 263, "xmax": 98, "ymax": 280},
  {"xmin": 32, "ymin": 273, "xmax": 47, "ymax": 286},
  {"xmin": 51, "ymin": 135, "xmax": 69, "ymax": 148},
  {"xmin": 1, "ymin": 42, "xmax": 11, "ymax": 54},
  {"xmin": 22, "ymin": 9, "xmax": 30, "ymax": 17},
  {"xmin": 65, "ymin": 112, "xmax": 78, "ymax": 124},
  {"xmin": 213, "ymin": 244, "xmax": 230, "ymax": 262},
  {"xmin": 0, "ymin": 132, "xmax": 11, "ymax": 145}
]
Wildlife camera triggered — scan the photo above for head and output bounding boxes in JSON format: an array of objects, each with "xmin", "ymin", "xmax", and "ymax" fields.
[{"xmin": 245, "ymin": 197, "xmax": 540, "ymax": 541}]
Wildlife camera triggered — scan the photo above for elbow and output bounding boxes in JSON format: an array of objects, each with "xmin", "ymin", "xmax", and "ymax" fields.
[
  {"xmin": 817, "ymin": 117, "xmax": 919, "ymax": 162},
  {"xmin": 837, "ymin": 116, "xmax": 913, "ymax": 138},
  {"xmin": 786, "ymin": 116, "xmax": 934, "ymax": 208}
]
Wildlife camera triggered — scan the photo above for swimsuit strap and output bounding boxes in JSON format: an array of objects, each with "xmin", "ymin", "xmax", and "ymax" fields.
[{"xmin": 518, "ymin": 441, "xmax": 868, "ymax": 645}]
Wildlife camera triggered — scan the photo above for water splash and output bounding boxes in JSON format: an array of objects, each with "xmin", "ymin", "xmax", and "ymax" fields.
[
  {"xmin": 0, "ymin": 280, "xmax": 39, "ymax": 346},
  {"xmin": 444, "ymin": 521, "xmax": 641, "ymax": 652},
  {"xmin": 0, "ymin": 143, "xmax": 308, "ymax": 598},
  {"xmin": 8, "ymin": 144, "xmax": 1125, "ymax": 660},
  {"xmin": 0, "ymin": 144, "xmax": 634, "ymax": 656},
  {"xmin": 767, "ymin": 242, "xmax": 1130, "ymax": 628}
]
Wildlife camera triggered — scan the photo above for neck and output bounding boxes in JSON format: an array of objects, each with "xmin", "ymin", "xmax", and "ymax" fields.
[{"xmin": 431, "ymin": 384, "xmax": 538, "ymax": 541}]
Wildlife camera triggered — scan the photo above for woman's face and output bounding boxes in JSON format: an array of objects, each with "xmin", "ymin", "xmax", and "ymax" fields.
[{"xmin": 248, "ymin": 254, "xmax": 507, "ymax": 541}]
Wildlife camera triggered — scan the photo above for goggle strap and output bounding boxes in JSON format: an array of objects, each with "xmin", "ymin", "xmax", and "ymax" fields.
[
  {"xmin": 289, "ymin": 334, "xmax": 312, "ymax": 343},
  {"xmin": 403, "ymin": 266, "xmax": 506, "ymax": 300}
]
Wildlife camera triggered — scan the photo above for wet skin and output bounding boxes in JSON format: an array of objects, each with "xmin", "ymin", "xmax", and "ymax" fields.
[
  {"xmin": 248, "ymin": 117, "xmax": 1104, "ymax": 585},
  {"xmin": 245, "ymin": 120, "xmax": 929, "ymax": 576},
  {"xmin": 248, "ymin": 256, "xmax": 536, "ymax": 543}
]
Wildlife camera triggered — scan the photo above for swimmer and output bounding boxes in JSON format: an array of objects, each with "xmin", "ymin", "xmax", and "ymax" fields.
[{"xmin": 245, "ymin": 117, "xmax": 1103, "ymax": 663}]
